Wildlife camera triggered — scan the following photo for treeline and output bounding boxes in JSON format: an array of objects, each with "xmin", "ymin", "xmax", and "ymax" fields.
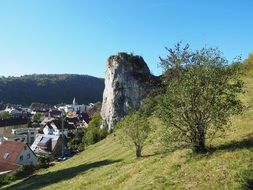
[{"xmin": 0, "ymin": 74, "xmax": 104, "ymax": 105}]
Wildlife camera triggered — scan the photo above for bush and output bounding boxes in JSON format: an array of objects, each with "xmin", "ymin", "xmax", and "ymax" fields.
[
  {"xmin": 15, "ymin": 164, "xmax": 36, "ymax": 179},
  {"xmin": 0, "ymin": 173, "xmax": 16, "ymax": 187},
  {"xmin": 86, "ymin": 125, "xmax": 107, "ymax": 145},
  {"xmin": 38, "ymin": 155, "xmax": 53, "ymax": 169}
]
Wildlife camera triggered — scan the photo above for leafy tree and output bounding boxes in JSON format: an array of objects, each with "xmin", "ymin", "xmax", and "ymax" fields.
[
  {"xmin": 139, "ymin": 95, "xmax": 163, "ymax": 117},
  {"xmin": 157, "ymin": 44, "xmax": 243, "ymax": 153},
  {"xmin": 0, "ymin": 112, "xmax": 11, "ymax": 119},
  {"xmin": 33, "ymin": 113, "xmax": 42, "ymax": 122},
  {"xmin": 86, "ymin": 113, "xmax": 107, "ymax": 145},
  {"xmin": 68, "ymin": 128, "xmax": 86, "ymax": 152},
  {"xmin": 245, "ymin": 52, "xmax": 253, "ymax": 67},
  {"xmin": 244, "ymin": 52, "xmax": 253, "ymax": 75},
  {"xmin": 117, "ymin": 111, "xmax": 150, "ymax": 158}
]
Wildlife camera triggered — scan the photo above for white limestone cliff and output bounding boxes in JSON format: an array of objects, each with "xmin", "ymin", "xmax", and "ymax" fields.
[{"xmin": 101, "ymin": 53, "xmax": 158, "ymax": 131}]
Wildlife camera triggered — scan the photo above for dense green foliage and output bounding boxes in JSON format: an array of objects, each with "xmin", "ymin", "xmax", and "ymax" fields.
[
  {"xmin": 0, "ymin": 74, "xmax": 104, "ymax": 105},
  {"xmin": 32, "ymin": 113, "xmax": 41, "ymax": 122},
  {"xmin": 0, "ymin": 112, "xmax": 11, "ymax": 119},
  {"xmin": 0, "ymin": 165, "xmax": 36, "ymax": 188},
  {"xmin": 0, "ymin": 174, "xmax": 15, "ymax": 187},
  {"xmin": 68, "ymin": 113, "xmax": 107, "ymax": 152},
  {"xmin": 15, "ymin": 165, "xmax": 36, "ymax": 179},
  {"xmin": 244, "ymin": 52, "xmax": 253, "ymax": 76},
  {"xmin": 157, "ymin": 44, "xmax": 243, "ymax": 153},
  {"xmin": 68, "ymin": 128, "xmax": 86, "ymax": 152},
  {"xmin": 37, "ymin": 155, "xmax": 54, "ymax": 169},
  {"xmin": 86, "ymin": 113, "xmax": 107, "ymax": 145}
]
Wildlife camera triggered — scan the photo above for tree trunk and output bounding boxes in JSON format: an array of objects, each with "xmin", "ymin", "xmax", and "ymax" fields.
[
  {"xmin": 192, "ymin": 127, "xmax": 206, "ymax": 154},
  {"xmin": 135, "ymin": 145, "xmax": 142, "ymax": 158},
  {"xmin": 192, "ymin": 138, "xmax": 206, "ymax": 153}
]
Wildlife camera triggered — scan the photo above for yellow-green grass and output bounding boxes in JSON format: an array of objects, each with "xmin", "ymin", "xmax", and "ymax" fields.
[{"xmin": 2, "ymin": 76, "xmax": 253, "ymax": 190}]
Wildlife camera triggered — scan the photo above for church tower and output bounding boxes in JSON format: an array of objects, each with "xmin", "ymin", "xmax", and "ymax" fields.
[{"xmin": 73, "ymin": 97, "xmax": 76, "ymax": 106}]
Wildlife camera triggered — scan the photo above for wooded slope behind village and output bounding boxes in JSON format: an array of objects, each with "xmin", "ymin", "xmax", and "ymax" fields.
[{"xmin": 0, "ymin": 74, "xmax": 104, "ymax": 105}]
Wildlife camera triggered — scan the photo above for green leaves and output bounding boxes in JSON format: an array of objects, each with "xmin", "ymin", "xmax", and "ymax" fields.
[
  {"xmin": 157, "ymin": 45, "xmax": 244, "ymax": 153},
  {"xmin": 116, "ymin": 111, "xmax": 151, "ymax": 158}
]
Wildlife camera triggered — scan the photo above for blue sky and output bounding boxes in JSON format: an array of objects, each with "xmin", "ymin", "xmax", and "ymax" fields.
[{"xmin": 0, "ymin": 0, "xmax": 252, "ymax": 78}]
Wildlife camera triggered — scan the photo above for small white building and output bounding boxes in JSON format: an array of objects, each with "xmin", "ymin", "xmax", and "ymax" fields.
[
  {"xmin": 0, "ymin": 140, "xmax": 38, "ymax": 165},
  {"xmin": 43, "ymin": 122, "xmax": 61, "ymax": 136},
  {"xmin": 58, "ymin": 98, "xmax": 86, "ymax": 113},
  {"xmin": 42, "ymin": 118, "xmax": 74, "ymax": 137},
  {"xmin": 4, "ymin": 107, "xmax": 23, "ymax": 117}
]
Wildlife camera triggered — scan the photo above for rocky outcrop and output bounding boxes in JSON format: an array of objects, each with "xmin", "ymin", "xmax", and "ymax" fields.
[{"xmin": 101, "ymin": 53, "xmax": 159, "ymax": 131}]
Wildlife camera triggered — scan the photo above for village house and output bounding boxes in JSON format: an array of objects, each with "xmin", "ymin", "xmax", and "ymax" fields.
[
  {"xmin": 0, "ymin": 141, "xmax": 38, "ymax": 174},
  {"xmin": 42, "ymin": 118, "xmax": 75, "ymax": 137},
  {"xmin": 4, "ymin": 107, "xmax": 23, "ymax": 117},
  {"xmin": 31, "ymin": 134, "xmax": 64, "ymax": 157}
]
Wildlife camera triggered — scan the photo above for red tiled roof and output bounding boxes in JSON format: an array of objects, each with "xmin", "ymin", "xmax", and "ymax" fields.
[
  {"xmin": 0, "ymin": 141, "xmax": 25, "ymax": 163},
  {"xmin": 0, "ymin": 161, "xmax": 20, "ymax": 173}
]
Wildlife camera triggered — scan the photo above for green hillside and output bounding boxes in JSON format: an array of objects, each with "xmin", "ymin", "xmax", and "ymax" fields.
[{"xmin": 2, "ymin": 75, "xmax": 253, "ymax": 190}]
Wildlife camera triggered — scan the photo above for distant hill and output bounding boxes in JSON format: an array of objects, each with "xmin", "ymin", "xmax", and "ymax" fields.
[{"xmin": 0, "ymin": 74, "xmax": 104, "ymax": 105}]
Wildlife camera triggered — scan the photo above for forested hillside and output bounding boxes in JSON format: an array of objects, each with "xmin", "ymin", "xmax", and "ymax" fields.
[{"xmin": 0, "ymin": 74, "xmax": 104, "ymax": 105}]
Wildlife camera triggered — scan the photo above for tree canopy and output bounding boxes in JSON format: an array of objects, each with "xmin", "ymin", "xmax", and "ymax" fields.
[
  {"xmin": 117, "ymin": 111, "xmax": 150, "ymax": 158},
  {"xmin": 157, "ymin": 43, "xmax": 243, "ymax": 153}
]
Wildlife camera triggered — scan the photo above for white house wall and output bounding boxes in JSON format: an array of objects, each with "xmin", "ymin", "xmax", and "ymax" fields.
[{"xmin": 16, "ymin": 145, "xmax": 38, "ymax": 165}]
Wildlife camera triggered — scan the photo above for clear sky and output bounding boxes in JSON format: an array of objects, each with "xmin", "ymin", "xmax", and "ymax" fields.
[{"xmin": 0, "ymin": 0, "xmax": 252, "ymax": 78}]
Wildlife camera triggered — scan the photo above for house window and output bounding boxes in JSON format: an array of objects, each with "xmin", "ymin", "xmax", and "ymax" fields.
[
  {"xmin": 20, "ymin": 155, "xmax": 23, "ymax": 161},
  {"xmin": 27, "ymin": 153, "xmax": 30, "ymax": 159},
  {"xmin": 3, "ymin": 153, "xmax": 9, "ymax": 160}
]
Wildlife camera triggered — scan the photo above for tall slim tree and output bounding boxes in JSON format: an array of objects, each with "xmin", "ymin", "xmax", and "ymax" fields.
[{"xmin": 117, "ymin": 111, "xmax": 150, "ymax": 158}]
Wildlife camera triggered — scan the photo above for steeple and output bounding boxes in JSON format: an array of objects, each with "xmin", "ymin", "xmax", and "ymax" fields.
[{"xmin": 73, "ymin": 97, "xmax": 76, "ymax": 106}]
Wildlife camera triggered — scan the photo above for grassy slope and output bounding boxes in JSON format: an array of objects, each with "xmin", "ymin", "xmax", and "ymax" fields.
[{"xmin": 2, "ymin": 76, "xmax": 253, "ymax": 190}]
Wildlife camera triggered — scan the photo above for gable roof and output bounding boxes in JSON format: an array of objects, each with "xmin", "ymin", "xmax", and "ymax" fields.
[
  {"xmin": 31, "ymin": 134, "xmax": 62, "ymax": 154},
  {"xmin": 0, "ymin": 161, "xmax": 20, "ymax": 174},
  {"xmin": 44, "ymin": 119, "xmax": 75, "ymax": 131},
  {"xmin": 0, "ymin": 141, "xmax": 25, "ymax": 163}
]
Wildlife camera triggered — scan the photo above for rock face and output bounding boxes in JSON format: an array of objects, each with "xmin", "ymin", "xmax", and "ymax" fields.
[{"xmin": 101, "ymin": 53, "xmax": 158, "ymax": 131}]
